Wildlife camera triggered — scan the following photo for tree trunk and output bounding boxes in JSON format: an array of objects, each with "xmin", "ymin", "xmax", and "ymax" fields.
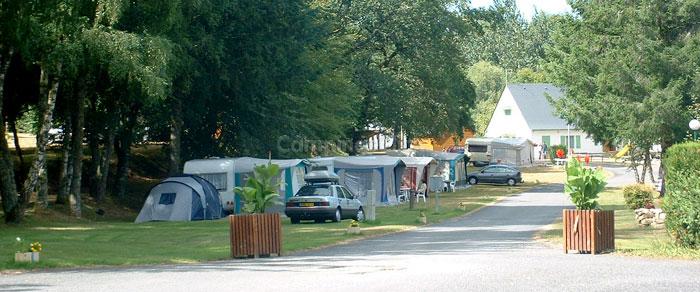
[
  {"xmin": 96, "ymin": 122, "xmax": 115, "ymax": 202},
  {"xmin": 21, "ymin": 64, "xmax": 60, "ymax": 210},
  {"xmin": 114, "ymin": 134, "xmax": 130, "ymax": 199},
  {"xmin": 0, "ymin": 50, "xmax": 21, "ymax": 223},
  {"xmin": 9, "ymin": 120, "xmax": 23, "ymax": 166},
  {"xmin": 56, "ymin": 117, "xmax": 73, "ymax": 205},
  {"xmin": 645, "ymin": 151, "xmax": 655, "ymax": 183},
  {"xmin": 114, "ymin": 104, "xmax": 139, "ymax": 199},
  {"xmin": 88, "ymin": 129, "xmax": 100, "ymax": 198},
  {"xmin": 69, "ymin": 92, "xmax": 85, "ymax": 218},
  {"xmin": 168, "ymin": 97, "xmax": 183, "ymax": 176},
  {"xmin": 628, "ymin": 148, "xmax": 641, "ymax": 183},
  {"xmin": 87, "ymin": 97, "xmax": 101, "ymax": 199},
  {"xmin": 640, "ymin": 154, "xmax": 647, "ymax": 183}
]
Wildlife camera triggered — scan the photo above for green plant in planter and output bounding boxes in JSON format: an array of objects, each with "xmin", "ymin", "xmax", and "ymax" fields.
[
  {"xmin": 234, "ymin": 163, "xmax": 282, "ymax": 214},
  {"xmin": 564, "ymin": 158, "xmax": 607, "ymax": 210}
]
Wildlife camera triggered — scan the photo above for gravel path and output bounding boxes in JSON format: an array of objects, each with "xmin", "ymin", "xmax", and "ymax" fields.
[{"xmin": 2, "ymin": 167, "xmax": 699, "ymax": 292}]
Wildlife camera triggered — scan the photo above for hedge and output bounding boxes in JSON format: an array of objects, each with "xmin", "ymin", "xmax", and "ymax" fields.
[
  {"xmin": 663, "ymin": 142, "xmax": 700, "ymax": 248},
  {"xmin": 623, "ymin": 184, "xmax": 655, "ymax": 210}
]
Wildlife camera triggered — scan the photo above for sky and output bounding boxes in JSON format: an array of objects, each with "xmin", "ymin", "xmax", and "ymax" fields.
[{"xmin": 470, "ymin": 0, "xmax": 572, "ymax": 20}]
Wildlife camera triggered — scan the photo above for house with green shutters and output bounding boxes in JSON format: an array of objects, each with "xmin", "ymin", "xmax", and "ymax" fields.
[{"xmin": 484, "ymin": 83, "xmax": 603, "ymax": 154}]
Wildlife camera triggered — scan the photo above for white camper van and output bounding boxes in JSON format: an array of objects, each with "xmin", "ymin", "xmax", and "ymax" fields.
[
  {"xmin": 466, "ymin": 138, "xmax": 492, "ymax": 166},
  {"xmin": 183, "ymin": 158, "xmax": 237, "ymax": 212}
]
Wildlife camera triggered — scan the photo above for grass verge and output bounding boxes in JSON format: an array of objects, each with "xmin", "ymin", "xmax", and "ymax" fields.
[{"xmin": 537, "ymin": 187, "xmax": 700, "ymax": 260}]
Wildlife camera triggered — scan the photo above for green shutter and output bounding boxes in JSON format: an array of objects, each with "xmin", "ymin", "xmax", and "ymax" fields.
[
  {"xmin": 575, "ymin": 136, "xmax": 581, "ymax": 149},
  {"xmin": 542, "ymin": 136, "xmax": 550, "ymax": 146},
  {"xmin": 560, "ymin": 136, "xmax": 566, "ymax": 145}
]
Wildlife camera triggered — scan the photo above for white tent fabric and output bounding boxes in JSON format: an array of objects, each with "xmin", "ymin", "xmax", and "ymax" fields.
[
  {"xmin": 387, "ymin": 149, "xmax": 466, "ymax": 184},
  {"xmin": 136, "ymin": 177, "xmax": 212, "ymax": 223},
  {"xmin": 308, "ymin": 156, "xmax": 406, "ymax": 205}
]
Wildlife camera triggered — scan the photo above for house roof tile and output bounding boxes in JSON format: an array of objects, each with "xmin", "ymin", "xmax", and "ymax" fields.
[{"xmin": 506, "ymin": 83, "xmax": 569, "ymax": 130}]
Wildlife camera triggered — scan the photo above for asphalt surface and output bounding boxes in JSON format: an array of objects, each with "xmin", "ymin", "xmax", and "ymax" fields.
[{"xmin": 2, "ymin": 164, "xmax": 699, "ymax": 292}]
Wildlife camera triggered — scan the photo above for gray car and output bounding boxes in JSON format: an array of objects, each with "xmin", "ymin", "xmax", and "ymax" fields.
[
  {"xmin": 467, "ymin": 165, "xmax": 523, "ymax": 186},
  {"xmin": 285, "ymin": 171, "xmax": 364, "ymax": 224}
]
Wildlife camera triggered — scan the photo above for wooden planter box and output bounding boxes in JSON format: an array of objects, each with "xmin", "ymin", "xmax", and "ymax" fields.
[
  {"xmin": 563, "ymin": 209, "xmax": 615, "ymax": 254},
  {"xmin": 347, "ymin": 226, "xmax": 361, "ymax": 234},
  {"xmin": 15, "ymin": 252, "xmax": 40, "ymax": 263},
  {"xmin": 229, "ymin": 213, "xmax": 282, "ymax": 258}
]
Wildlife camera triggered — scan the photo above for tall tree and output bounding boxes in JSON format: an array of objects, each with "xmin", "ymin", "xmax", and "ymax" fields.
[
  {"xmin": 317, "ymin": 0, "xmax": 476, "ymax": 152},
  {"xmin": 545, "ymin": 0, "xmax": 700, "ymax": 182},
  {"xmin": 467, "ymin": 61, "xmax": 506, "ymax": 136}
]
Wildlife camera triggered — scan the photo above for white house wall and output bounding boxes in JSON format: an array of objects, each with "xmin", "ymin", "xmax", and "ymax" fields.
[
  {"xmin": 485, "ymin": 87, "xmax": 532, "ymax": 138},
  {"xmin": 532, "ymin": 129, "xmax": 603, "ymax": 153}
]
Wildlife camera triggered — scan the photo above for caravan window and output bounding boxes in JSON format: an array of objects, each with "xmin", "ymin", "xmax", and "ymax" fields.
[
  {"xmin": 468, "ymin": 145, "xmax": 488, "ymax": 153},
  {"xmin": 159, "ymin": 193, "xmax": 176, "ymax": 205},
  {"xmin": 199, "ymin": 173, "xmax": 227, "ymax": 191}
]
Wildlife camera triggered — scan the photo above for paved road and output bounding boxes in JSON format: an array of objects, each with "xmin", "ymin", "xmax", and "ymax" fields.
[{"xmin": 2, "ymin": 168, "xmax": 699, "ymax": 291}]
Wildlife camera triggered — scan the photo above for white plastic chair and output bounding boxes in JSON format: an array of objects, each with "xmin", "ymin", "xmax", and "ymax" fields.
[
  {"xmin": 416, "ymin": 183, "xmax": 427, "ymax": 203},
  {"xmin": 397, "ymin": 190, "xmax": 408, "ymax": 203}
]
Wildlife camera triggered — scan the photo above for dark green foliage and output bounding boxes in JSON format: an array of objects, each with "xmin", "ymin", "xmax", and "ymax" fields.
[
  {"xmin": 545, "ymin": 0, "xmax": 700, "ymax": 152},
  {"xmin": 664, "ymin": 142, "xmax": 700, "ymax": 247},
  {"xmin": 623, "ymin": 184, "xmax": 656, "ymax": 210}
]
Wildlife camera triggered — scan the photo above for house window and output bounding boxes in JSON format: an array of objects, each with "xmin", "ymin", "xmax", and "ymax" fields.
[
  {"xmin": 504, "ymin": 109, "xmax": 512, "ymax": 116},
  {"xmin": 559, "ymin": 135, "xmax": 581, "ymax": 149},
  {"xmin": 159, "ymin": 193, "xmax": 176, "ymax": 205},
  {"xmin": 542, "ymin": 136, "xmax": 551, "ymax": 146}
]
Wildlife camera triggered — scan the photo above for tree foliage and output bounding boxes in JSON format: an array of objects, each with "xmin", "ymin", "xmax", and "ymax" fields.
[
  {"xmin": 3, "ymin": 0, "xmax": 575, "ymax": 222},
  {"xmin": 546, "ymin": 0, "xmax": 700, "ymax": 149}
]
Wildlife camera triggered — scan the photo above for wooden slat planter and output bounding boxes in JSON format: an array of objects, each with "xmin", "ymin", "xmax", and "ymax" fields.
[
  {"xmin": 229, "ymin": 213, "xmax": 282, "ymax": 258},
  {"xmin": 563, "ymin": 209, "xmax": 615, "ymax": 254}
]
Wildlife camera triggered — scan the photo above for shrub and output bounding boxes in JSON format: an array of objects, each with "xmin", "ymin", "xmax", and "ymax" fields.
[
  {"xmin": 549, "ymin": 144, "xmax": 568, "ymax": 162},
  {"xmin": 564, "ymin": 158, "xmax": 606, "ymax": 210},
  {"xmin": 234, "ymin": 163, "xmax": 282, "ymax": 214},
  {"xmin": 623, "ymin": 184, "xmax": 655, "ymax": 210},
  {"xmin": 663, "ymin": 142, "xmax": 700, "ymax": 248}
]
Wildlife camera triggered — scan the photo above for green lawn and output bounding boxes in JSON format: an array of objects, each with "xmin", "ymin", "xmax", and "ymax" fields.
[{"xmin": 538, "ymin": 187, "xmax": 700, "ymax": 259}]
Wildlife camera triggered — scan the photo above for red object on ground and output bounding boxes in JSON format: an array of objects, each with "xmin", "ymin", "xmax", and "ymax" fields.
[{"xmin": 585, "ymin": 155, "xmax": 591, "ymax": 165}]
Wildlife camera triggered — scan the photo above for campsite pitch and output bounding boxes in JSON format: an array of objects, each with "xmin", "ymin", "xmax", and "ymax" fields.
[{"xmin": 0, "ymin": 167, "xmax": 559, "ymax": 270}]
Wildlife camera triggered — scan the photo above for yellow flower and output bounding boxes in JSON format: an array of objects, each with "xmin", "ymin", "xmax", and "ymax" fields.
[{"xmin": 29, "ymin": 242, "xmax": 42, "ymax": 253}]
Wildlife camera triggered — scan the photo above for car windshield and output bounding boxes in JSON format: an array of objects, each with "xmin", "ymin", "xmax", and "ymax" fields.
[{"xmin": 295, "ymin": 185, "xmax": 330, "ymax": 197}]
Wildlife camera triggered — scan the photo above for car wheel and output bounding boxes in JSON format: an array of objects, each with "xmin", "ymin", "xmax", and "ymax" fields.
[
  {"xmin": 507, "ymin": 178, "xmax": 516, "ymax": 186},
  {"xmin": 468, "ymin": 177, "xmax": 478, "ymax": 185},
  {"xmin": 355, "ymin": 208, "xmax": 365, "ymax": 221},
  {"xmin": 332, "ymin": 208, "xmax": 342, "ymax": 222},
  {"xmin": 290, "ymin": 217, "xmax": 300, "ymax": 224}
]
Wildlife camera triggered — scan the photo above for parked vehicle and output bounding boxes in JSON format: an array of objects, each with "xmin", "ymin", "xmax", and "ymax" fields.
[
  {"xmin": 285, "ymin": 171, "xmax": 364, "ymax": 224},
  {"xmin": 466, "ymin": 138, "xmax": 492, "ymax": 166},
  {"xmin": 467, "ymin": 165, "xmax": 523, "ymax": 186}
]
